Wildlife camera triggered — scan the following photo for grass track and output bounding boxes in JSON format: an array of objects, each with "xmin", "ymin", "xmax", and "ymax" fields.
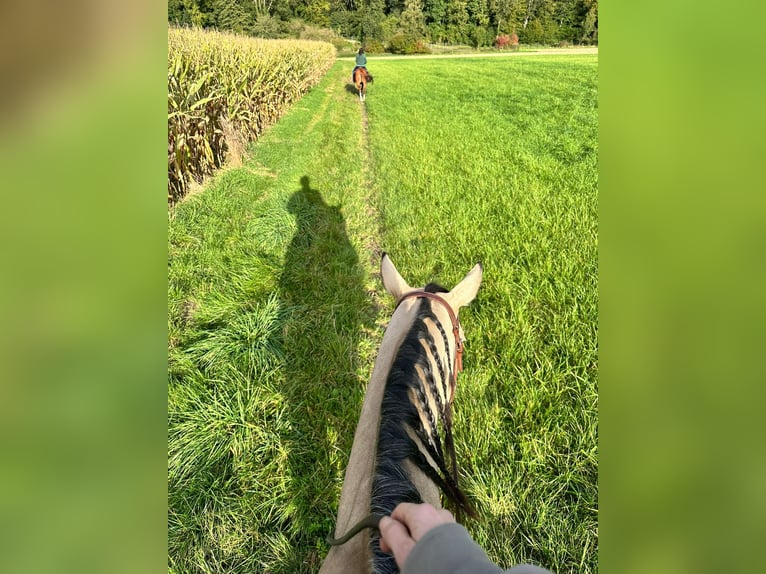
[
  {"xmin": 169, "ymin": 63, "xmax": 382, "ymax": 573},
  {"xmin": 169, "ymin": 54, "xmax": 597, "ymax": 573}
]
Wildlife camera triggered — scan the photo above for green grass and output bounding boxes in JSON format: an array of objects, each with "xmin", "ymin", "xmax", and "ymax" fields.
[
  {"xmin": 168, "ymin": 63, "xmax": 381, "ymax": 573},
  {"xmin": 169, "ymin": 54, "xmax": 597, "ymax": 573},
  {"xmin": 365, "ymin": 55, "xmax": 597, "ymax": 572}
]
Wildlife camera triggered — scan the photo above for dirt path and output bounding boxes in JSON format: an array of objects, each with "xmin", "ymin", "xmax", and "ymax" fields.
[{"xmin": 337, "ymin": 46, "xmax": 597, "ymax": 61}]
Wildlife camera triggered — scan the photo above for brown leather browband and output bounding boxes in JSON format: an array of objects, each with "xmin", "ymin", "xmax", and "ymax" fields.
[{"xmin": 395, "ymin": 290, "xmax": 463, "ymax": 400}]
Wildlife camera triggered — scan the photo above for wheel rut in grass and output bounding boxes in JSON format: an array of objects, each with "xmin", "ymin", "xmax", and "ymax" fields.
[{"xmin": 358, "ymin": 99, "xmax": 387, "ymax": 323}]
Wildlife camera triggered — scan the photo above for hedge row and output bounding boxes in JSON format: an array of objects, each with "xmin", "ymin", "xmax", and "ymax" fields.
[{"xmin": 168, "ymin": 27, "xmax": 335, "ymax": 203}]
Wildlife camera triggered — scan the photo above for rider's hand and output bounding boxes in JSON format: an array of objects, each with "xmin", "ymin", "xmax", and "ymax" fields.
[{"xmin": 379, "ymin": 503, "xmax": 456, "ymax": 568}]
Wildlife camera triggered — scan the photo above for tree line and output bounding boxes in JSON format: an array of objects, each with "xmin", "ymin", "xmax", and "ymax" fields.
[{"xmin": 168, "ymin": 0, "xmax": 597, "ymax": 51}]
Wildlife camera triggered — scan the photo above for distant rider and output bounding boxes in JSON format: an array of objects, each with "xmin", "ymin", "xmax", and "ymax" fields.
[{"xmin": 352, "ymin": 46, "xmax": 368, "ymax": 83}]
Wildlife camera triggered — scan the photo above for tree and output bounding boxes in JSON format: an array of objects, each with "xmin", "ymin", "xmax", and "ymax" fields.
[
  {"xmin": 493, "ymin": 0, "xmax": 524, "ymax": 35},
  {"xmin": 424, "ymin": 0, "xmax": 447, "ymax": 24},
  {"xmin": 299, "ymin": 0, "xmax": 332, "ymax": 26},
  {"xmin": 168, "ymin": 0, "xmax": 208, "ymax": 27},
  {"xmin": 354, "ymin": 0, "xmax": 386, "ymax": 41},
  {"xmin": 213, "ymin": 0, "xmax": 253, "ymax": 33},
  {"xmin": 579, "ymin": 0, "xmax": 597, "ymax": 44},
  {"xmin": 554, "ymin": 0, "xmax": 579, "ymax": 43},
  {"xmin": 521, "ymin": 0, "xmax": 556, "ymax": 44},
  {"xmin": 167, "ymin": 0, "xmax": 597, "ymax": 46},
  {"xmin": 331, "ymin": 0, "xmax": 359, "ymax": 10},
  {"xmin": 399, "ymin": 0, "xmax": 427, "ymax": 41},
  {"xmin": 467, "ymin": 0, "xmax": 489, "ymax": 27},
  {"xmin": 386, "ymin": 0, "xmax": 406, "ymax": 14},
  {"xmin": 423, "ymin": 0, "xmax": 448, "ymax": 42},
  {"xmin": 249, "ymin": 0, "xmax": 278, "ymax": 16},
  {"xmin": 446, "ymin": 0, "xmax": 470, "ymax": 43}
]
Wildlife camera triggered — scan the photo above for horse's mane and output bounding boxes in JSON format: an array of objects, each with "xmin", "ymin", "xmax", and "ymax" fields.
[{"xmin": 369, "ymin": 283, "xmax": 475, "ymax": 573}]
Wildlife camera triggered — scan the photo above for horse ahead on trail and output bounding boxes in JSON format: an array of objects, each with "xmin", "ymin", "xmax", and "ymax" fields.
[
  {"xmin": 353, "ymin": 66, "xmax": 372, "ymax": 102},
  {"xmin": 320, "ymin": 253, "xmax": 483, "ymax": 574}
]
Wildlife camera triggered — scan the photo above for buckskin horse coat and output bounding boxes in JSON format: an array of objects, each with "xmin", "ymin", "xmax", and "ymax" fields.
[{"xmin": 320, "ymin": 254, "xmax": 482, "ymax": 574}]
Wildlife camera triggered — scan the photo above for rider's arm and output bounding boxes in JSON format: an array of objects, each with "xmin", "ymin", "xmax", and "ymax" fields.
[
  {"xmin": 380, "ymin": 504, "xmax": 553, "ymax": 574},
  {"xmin": 402, "ymin": 523, "xmax": 552, "ymax": 574}
]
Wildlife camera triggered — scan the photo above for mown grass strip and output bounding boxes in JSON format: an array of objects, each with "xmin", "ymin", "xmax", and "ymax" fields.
[
  {"xmin": 167, "ymin": 28, "xmax": 335, "ymax": 203},
  {"xmin": 168, "ymin": 62, "xmax": 385, "ymax": 573}
]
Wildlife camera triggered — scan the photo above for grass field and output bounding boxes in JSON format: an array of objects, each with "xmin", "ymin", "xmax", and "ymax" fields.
[{"xmin": 168, "ymin": 53, "xmax": 597, "ymax": 573}]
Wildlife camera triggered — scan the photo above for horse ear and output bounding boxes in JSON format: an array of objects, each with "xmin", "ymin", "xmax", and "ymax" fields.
[
  {"xmin": 381, "ymin": 253, "xmax": 411, "ymax": 300},
  {"xmin": 445, "ymin": 263, "xmax": 483, "ymax": 309}
]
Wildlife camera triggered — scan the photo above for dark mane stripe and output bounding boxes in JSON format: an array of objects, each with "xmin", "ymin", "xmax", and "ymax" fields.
[
  {"xmin": 412, "ymin": 364, "xmax": 445, "ymax": 461},
  {"xmin": 421, "ymin": 322, "xmax": 449, "ymax": 398},
  {"xmin": 369, "ymin": 294, "xmax": 475, "ymax": 573}
]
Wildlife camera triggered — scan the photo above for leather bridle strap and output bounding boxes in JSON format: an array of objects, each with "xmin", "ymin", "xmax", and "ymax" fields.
[{"xmin": 395, "ymin": 290, "xmax": 463, "ymax": 400}]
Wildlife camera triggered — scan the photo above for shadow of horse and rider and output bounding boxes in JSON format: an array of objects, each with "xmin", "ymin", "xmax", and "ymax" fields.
[{"xmin": 278, "ymin": 176, "xmax": 377, "ymax": 568}]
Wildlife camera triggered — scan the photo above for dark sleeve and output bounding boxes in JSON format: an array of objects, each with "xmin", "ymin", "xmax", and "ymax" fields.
[{"xmin": 402, "ymin": 523, "xmax": 553, "ymax": 574}]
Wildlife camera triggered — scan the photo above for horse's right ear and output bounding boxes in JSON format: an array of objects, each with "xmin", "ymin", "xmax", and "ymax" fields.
[
  {"xmin": 381, "ymin": 253, "xmax": 411, "ymax": 301},
  {"xmin": 445, "ymin": 262, "xmax": 483, "ymax": 310}
]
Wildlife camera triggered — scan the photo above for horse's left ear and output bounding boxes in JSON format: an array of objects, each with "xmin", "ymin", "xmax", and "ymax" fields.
[
  {"xmin": 445, "ymin": 263, "xmax": 483, "ymax": 309},
  {"xmin": 381, "ymin": 253, "xmax": 412, "ymax": 301}
]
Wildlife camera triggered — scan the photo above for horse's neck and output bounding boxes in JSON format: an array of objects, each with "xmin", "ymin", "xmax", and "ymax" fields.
[
  {"xmin": 334, "ymin": 306, "xmax": 418, "ymax": 521},
  {"xmin": 319, "ymin": 306, "xmax": 417, "ymax": 574},
  {"xmin": 320, "ymin": 301, "xmax": 458, "ymax": 574}
]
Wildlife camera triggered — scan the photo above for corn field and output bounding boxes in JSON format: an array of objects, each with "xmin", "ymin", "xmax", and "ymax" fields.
[{"xmin": 168, "ymin": 27, "xmax": 335, "ymax": 204}]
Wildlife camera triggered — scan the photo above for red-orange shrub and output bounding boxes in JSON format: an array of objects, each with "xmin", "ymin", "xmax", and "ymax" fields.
[{"xmin": 495, "ymin": 34, "xmax": 511, "ymax": 49}]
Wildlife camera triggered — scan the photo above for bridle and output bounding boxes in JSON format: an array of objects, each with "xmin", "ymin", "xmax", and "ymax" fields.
[{"xmin": 395, "ymin": 290, "xmax": 464, "ymax": 401}]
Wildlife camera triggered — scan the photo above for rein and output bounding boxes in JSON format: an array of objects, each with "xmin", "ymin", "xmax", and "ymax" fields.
[
  {"xmin": 396, "ymin": 290, "xmax": 463, "ymax": 401},
  {"xmin": 326, "ymin": 513, "xmax": 383, "ymax": 546}
]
